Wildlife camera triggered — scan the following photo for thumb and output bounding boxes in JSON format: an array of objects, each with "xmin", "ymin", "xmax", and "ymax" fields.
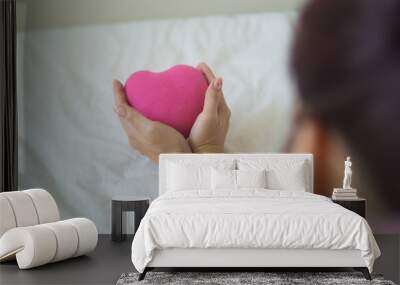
[
  {"xmin": 113, "ymin": 79, "xmax": 151, "ymax": 127},
  {"xmin": 202, "ymin": 78, "xmax": 223, "ymax": 115}
]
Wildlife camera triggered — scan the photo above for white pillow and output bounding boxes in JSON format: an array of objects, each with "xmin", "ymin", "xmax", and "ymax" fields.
[
  {"xmin": 211, "ymin": 169, "xmax": 267, "ymax": 190},
  {"xmin": 267, "ymin": 166, "xmax": 306, "ymax": 191},
  {"xmin": 168, "ymin": 163, "xmax": 209, "ymax": 191},
  {"xmin": 167, "ymin": 160, "xmax": 235, "ymax": 191},
  {"xmin": 238, "ymin": 159, "xmax": 308, "ymax": 191},
  {"xmin": 211, "ymin": 169, "xmax": 236, "ymax": 190},
  {"xmin": 237, "ymin": 169, "xmax": 267, "ymax": 188}
]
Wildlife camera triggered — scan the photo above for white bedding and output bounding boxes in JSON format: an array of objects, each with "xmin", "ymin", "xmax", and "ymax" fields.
[{"xmin": 131, "ymin": 190, "xmax": 380, "ymax": 273}]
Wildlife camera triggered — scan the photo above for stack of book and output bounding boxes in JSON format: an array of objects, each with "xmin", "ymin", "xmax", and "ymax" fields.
[{"xmin": 332, "ymin": 188, "xmax": 358, "ymax": 200}]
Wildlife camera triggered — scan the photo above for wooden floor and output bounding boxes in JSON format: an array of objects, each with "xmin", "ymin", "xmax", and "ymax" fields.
[{"xmin": 0, "ymin": 234, "xmax": 398, "ymax": 285}]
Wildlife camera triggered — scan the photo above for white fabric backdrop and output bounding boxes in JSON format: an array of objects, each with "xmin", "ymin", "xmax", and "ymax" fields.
[{"xmin": 17, "ymin": 13, "xmax": 295, "ymax": 233}]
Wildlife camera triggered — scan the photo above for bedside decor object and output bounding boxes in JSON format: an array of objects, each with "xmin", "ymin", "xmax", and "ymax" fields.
[
  {"xmin": 332, "ymin": 188, "xmax": 358, "ymax": 200},
  {"xmin": 332, "ymin": 198, "xmax": 366, "ymax": 218},
  {"xmin": 0, "ymin": 189, "xmax": 98, "ymax": 269},
  {"xmin": 332, "ymin": 156, "xmax": 358, "ymax": 200},
  {"xmin": 343, "ymin": 156, "xmax": 353, "ymax": 189},
  {"xmin": 112, "ymin": 196, "xmax": 150, "ymax": 242}
]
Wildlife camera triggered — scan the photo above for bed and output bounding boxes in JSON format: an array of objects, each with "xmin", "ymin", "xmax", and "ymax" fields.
[{"xmin": 131, "ymin": 153, "xmax": 380, "ymax": 280}]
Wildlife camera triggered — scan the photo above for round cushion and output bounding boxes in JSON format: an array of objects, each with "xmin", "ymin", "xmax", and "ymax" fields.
[
  {"xmin": 0, "ymin": 226, "xmax": 57, "ymax": 269},
  {"xmin": 24, "ymin": 189, "xmax": 60, "ymax": 224},
  {"xmin": 0, "ymin": 189, "xmax": 60, "ymax": 237},
  {"xmin": 124, "ymin": 64, "xmax": 208, "ymax": 138},
  {"xmin": 42, "ymin": 221, "xmax": 79, "ymax": 262},
  {"xmin": 0, "ymin": 192, "xmax": 39, "ymax": 227},
  {"xmin": 0, "ymin": 196, "xmax": 17, "ymax": 237},
  {"xmin": 64, "ymin": 218, "xmax": 98, "ymax": 257}
]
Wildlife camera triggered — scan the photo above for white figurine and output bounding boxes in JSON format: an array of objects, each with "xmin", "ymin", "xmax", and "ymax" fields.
[{"xmin": 343, "ymin": 156, "xmax": 352, "ymax": 189}]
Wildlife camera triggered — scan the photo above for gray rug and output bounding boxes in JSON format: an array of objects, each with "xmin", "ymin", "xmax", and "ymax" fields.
[{"xmin": 116, "ymin": 272, "xmax": 396, "ymax": 285}]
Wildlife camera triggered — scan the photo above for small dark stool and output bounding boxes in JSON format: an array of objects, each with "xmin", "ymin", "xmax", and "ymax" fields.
[
  {"xmin": 332, "ymin": 198, "xmax": 366, "ymax": 218},
  {"xmin": 112, "ymin": 196, "xmax": 150, "ymax": 242}
]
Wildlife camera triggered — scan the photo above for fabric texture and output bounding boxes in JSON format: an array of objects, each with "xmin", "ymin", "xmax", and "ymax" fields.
[
  {"xmin": 125, "ymin": 65, "xmax": 208, "ymax": 138},
  {"xmin": 236, "ymin": 169, "xmax": 267, "ymax": 188},
  {"xmin": 117, "ymin": 272, "xmax": 394, "ymax": 285},
  {"xmin": 0, "ymin": 189, "xmax": 98, "ymax": 269},
  {"xmin": 211, "ymin": 169, "xmax": 267, "ymax": 190},
  {"xmin": 167, "ymin": 163, "xmax": 211, "ymax": 191},
  {"xmin": 0, "ymin": 189, "xmax": 59, "ymax": 234},
  {"xmin": 211, "ymin": 169, "xmax": 236, "ymax": 190},
  {"xmin": 167, "ymin": 160, "xmax": 235, "ymax": 191},
  {"xmin": 0, "ymin": 196, "xmax": 16, "ymax": 236},
  {"xmin": 0, "ymin": 218, "xmax": 98, "ymax": 269},
  {"xmin": 17, "ymin": 13, "xmax": 295, "ymax": 233},
  {"xmin": 0, "ymin": 0, "xmax": 18, "ymax": 194},
  {"xmin": 238, "ymin": 159, "xmax": 308, "ymax": 191},
  {"xmin": 131, "ymin": 190, "xmax": 380, "ymax": 273}
]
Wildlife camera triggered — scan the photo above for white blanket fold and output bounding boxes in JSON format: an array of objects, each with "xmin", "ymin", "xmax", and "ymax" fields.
[{"xmin": 131, "ymin": 190, "xmax": 380, "ymax": 273}]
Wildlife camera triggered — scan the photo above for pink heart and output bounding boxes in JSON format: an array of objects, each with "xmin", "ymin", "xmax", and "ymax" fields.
[{"xmin": 124, "ymin": 65, "xmax": 208, "ymax": 138}]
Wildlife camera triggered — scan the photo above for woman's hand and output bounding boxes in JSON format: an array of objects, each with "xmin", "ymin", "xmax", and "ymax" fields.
[
  {"xmin": 113, "ymin": 80, "xmax": 191, "ymax": 162},
  {"xmin": 188, "ymin": 63, "xmax": 231, "ymax": 153}
]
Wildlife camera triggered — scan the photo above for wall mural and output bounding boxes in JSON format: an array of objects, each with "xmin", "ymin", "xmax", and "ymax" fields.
[{"xmin": 17, "ymin": 14, "xmax": 294, "ymax": 233}]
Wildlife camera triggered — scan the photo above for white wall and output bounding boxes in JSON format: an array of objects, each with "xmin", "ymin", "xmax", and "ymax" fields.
[
  {"xmin": 17, "ymin": 0, "xmax": 305, "ymax": 31},
  {"xmin": 17, "ymin": 11, "xmax": 296, "ymax": 233}
]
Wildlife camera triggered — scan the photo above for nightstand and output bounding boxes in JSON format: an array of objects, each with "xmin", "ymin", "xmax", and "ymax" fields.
[
  {"xmin": 332, "ymin": 198, "xmax": 366, "ymax": 218},
  {"xmin": 111, "ymin": 196, "xmax": 150, "ymax": 242}
]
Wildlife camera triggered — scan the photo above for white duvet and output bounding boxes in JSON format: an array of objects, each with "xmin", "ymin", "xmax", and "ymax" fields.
[{"xmin": 131, "ymin": 190, "xmax": 380, "ymax": 273}]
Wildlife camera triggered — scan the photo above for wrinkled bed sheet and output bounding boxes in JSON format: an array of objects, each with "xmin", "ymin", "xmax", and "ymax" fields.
[
  {"xmin": 131, "ymin": 190, "xmax": 380, "ymax": 272},
  {"xmin": 18, "ymin": 13, "xmax": 295, "ymax": 233}
]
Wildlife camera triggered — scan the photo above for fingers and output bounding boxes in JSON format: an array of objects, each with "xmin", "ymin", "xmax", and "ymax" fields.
[
  {"xmin": 113, "ymin": 79, "xmax": 153, "ymax": 133},
  {"xmin": 214, "ymin": 77, "xmax": 223, "ymax": 90},
  {"xmin": 113, "ymin": 80, "xmax": 192, "ymax": 162},
  {"xmin": 196, "ymin": 62, "xmax": 216, "ymax": 83},
  {"xmin": 113, "ymin": 80, "xmax": 128, "ymax": 107},
  {"xmin": 218, "ymin": 87, "xmax": 230, "ymax": 115},
  {"xmin": 202, "ymin": 77, "xmax": 223, "ymax": 115},
  {"xmin": 113, "ymin": 79, "xmax": 140, "ymax": 119},
  {"xmin": 113, "ymin": 80, "xmax": 132, "ymax": 119},
  {"xmin": 196, "ymin": 63, "xmax": 229, "ymax": 116}
]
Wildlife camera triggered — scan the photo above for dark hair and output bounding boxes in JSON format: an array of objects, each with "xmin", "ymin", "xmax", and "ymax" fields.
[{"xmin": 291, "ymin": 0, "xmax": 400, "ymax": 209}]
